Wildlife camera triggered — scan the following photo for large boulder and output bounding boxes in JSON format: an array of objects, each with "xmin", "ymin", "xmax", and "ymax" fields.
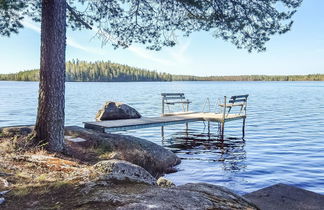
[
  {"xmin": 244, "ymin": 183, "xmax": 324, "ymax": 210},
  {"xmin": 96, "ymin": 101, "xmax": 141, "ymax": 121},
  {"xmin": 80, "ymin": 182, "xmax": 258, "ymax": 210},
  {"xmin": 94, "ymin": 160, "xmax": 156, "ymax": 185},
  {"xmin": 65, "ymin": 126, "xmax": 181, "ymax": 177}
]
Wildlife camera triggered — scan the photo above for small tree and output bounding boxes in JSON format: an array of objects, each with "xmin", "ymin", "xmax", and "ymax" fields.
[{"xmin": 0, "ymin": 0, "xmax": 302, "ymax": 152}]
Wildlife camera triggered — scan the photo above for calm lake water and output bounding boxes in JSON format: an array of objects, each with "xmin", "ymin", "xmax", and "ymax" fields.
[{"xmin": 1, "ymin": 81, "xmax": 324, "ymax": 195}]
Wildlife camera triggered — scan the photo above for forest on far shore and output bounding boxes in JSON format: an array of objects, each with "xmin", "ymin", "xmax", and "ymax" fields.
[{"xmin": 1, "ymin": 60, "xmax": 323, "ymax": 82}]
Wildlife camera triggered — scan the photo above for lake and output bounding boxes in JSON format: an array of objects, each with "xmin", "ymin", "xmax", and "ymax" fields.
[{"xmin": 1, "ymin": 81, "xmax": 324, "ymax": 195}]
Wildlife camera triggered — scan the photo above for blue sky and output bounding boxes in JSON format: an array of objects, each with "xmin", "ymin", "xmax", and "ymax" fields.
[{"xmin": 0, "ymin": 0, "xmax": 323, "ymax": 76}]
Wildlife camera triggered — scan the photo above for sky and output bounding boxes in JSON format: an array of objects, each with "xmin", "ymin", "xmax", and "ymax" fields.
[{"xmin": 0, "ymin": 0, "xmax": 323, "ymax": 76}]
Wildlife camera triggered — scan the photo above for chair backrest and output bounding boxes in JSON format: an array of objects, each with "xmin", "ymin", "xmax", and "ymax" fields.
[
  {"xmin": 161, "ymin": 93, "xmax": 186, "ymax": 101},
  {"xmin": 161, "ymin": 93, "xmax": 189, "ymax": 114},
  {"xmin": 229, "ymin": 94, "xmax": 249, "ymax": 104},
  {"xmin": 224, "ymin": 94, "xmax": 249, "ymax": 116}
]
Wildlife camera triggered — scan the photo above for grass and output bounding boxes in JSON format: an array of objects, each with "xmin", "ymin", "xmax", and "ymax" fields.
[
  {"xmin": 35, "ymin": 174, "xmax": 48, "ymax": 182},
  {"xmin": 98, "ymin": 142, "xmax": 113, "ymax": 152},
  {"xmin": 4, "ymin": 181, "xmax": 81, "ymax": 209},
  {"xmin": 12, "ymin": 186, "xmax": 32, "ymax": 197},
  {"xmin": 95, "ymin": 142, "xmax": 113, "ymax": 156},
  {"xmin": 51, "ymin": 181, "xmax": 70, "ymax": 190},
  {"xmin": 0, "ymin": 128, "xmax": 124, "ymax": 209}
]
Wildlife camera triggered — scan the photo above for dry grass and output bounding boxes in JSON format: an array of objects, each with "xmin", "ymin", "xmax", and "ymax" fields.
[
  {"xmin": 0, "ymin": 135, "xmax": 100, "ymax": 209},
  {"xmin": 0, "ymin": 128, "xmax": 125, "ymax": 209},
  {"xmin": 0, "ymin": 136, "xmax": 98, "ymax": 187}
]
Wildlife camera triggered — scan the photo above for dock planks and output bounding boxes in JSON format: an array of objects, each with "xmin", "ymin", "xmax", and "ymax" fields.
[{"xmin": 84, "ymin": 112, "xmax": 245, "ymax": 132}]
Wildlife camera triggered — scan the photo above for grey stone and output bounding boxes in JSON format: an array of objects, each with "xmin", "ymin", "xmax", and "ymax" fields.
[
  {"xmin": 82, "ymin": 183, "xmax": 257, "ymax": 210},
  {"xmin": 0, "ymin": 126, "xmax": 33, "ymax": 137},
  {"xmin": 157, "ymin": 177, "xmax": 175, "ymax": 188},
  {"xmin": 0, "ymin": 178, "xmax": 9, "ymax": 188},
  {"xmin": 96, "ymin": 101, "xmax": 141, "ymax": 121},
  {"xmin": 65, "ymin": 126, "xmax": 180, "ymax": 177},
  {"xmin": 94, "ymin": 160, "xmax": 156, "ymax": 185},
  {"xmin": 244, "ymin": 183, "xmax": 324, "ymax": 210},
  {"xmin": 0, "ymin": 190, "xmax": 10, "ymax": 196},
  {"xmin": 0, "ymin": 172, "xmax": 12, "ymax": 177}
]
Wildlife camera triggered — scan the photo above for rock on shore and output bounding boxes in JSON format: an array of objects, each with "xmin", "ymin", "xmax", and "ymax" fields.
[
  {"xmin": 80, "ymin": 182, "xmax": 258, "ymax": 210},
  {"xmin": 2, "ymin": 125, "xmax": 324, "ymax": 209},
  {"xmin": 244, "ymin": 183, "xmax": 324, "ymax": 210},
  {"xmin": 0, "ymin": 125, "xmax": 180, "ymax": 177},
  {"xmin": 94, "ymin": 160, "xmax": 157, "ymax": 185},
  {"xmin": 65, "ymin": 126, "xmax": 180, "ymax": 177},
  {"xmin": 157, "ymin": 177, "xmax": 175, "ymax": 188},
  {"xmin": 96, "ymin": 101, "xmax": 141, "ymax": 121},
  {"xmin": 0, "ymin": 126, "xmax": 33, "ymax": 137}
]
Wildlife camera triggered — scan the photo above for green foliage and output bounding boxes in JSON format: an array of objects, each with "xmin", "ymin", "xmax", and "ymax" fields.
[
  {"xmin": 0, "ymin": 0, "xmax": 303, "ymax": 52},
  {"xmin": 1, "ymin": 60, "xmax": 323, "ymax": 82},
  {"xmin": 0, "ymin": 0, "xmax": 26, "ymax": 36},
  {"xmin": 174, "ymin": 74, "xmax": 324, "ymax": 81},
  {"xmin": 0, "ymin": 69, "xmax": 39, "ymax": 81},
  {"xmin": 0, "ymin": 60, "xmax": 173, "ymax": 82},
  {"xmin": 0, "ymin": 0, "xmax": 40, "ymax": 36}
]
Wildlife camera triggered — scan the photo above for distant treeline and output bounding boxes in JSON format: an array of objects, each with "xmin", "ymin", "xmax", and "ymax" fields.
[
  {"xmin": 0, "ymin": 60, "xmax": 323, "ymax": 82},
  {"xmin": 0, "ymin": 60, "xmax": 173, "ymax": 82},
  {"xmin": 173, "ymin": 74, "xmax": 324, "ymax": 81}
]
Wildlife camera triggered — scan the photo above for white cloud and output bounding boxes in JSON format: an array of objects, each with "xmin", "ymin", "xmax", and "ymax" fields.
[
  {"xmin": 22, "ymin": 20, "xmax": 41, "ymax": 33},
  {"xmin": 126, "ymin": 40, "xmax": 192, "ymax": 66},
  {"xmin": 168, "ymin": 39, "xmax": 191, "ymax": 64},
  {"xmin": 22, "ymin": 19, "xmax": 105, "ymax": 55},
  {"xmin": 22, "ymin": 19, "xmax": 191, "ymax": 66},
  {"xmin": 93, "ymin": 27, "xmax": 174, "ymax": 65},
  {"xmin": 128, "ymin": 46, "xmax": 173, "ymax": 66},
  {"xmin": 66, "ymin": 38, "xmax": 105, "ymax": 55}
]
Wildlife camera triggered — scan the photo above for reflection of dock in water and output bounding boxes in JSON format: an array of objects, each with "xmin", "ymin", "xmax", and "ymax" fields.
[{"xmin": 163, "ymin": 128, "xmax": 247, "ymax": 172}]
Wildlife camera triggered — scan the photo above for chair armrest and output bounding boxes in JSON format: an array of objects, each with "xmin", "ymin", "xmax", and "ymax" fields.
[
  {"xmin": 166, "ymin": 101, "xmax": 191, "ymax": 105},
  {"xmin": 219, "ymin": 103, "xmax": 244, "ymax": 107}
]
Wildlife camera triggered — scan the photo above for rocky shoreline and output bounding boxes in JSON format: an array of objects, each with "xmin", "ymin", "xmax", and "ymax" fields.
[{"xmin": 1, "ymin": 125, "xmax": 324, "ymax": 209}]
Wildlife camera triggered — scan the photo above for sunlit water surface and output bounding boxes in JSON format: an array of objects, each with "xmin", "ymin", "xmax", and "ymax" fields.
[{"xmin": 1, "ymin": 81, "xmax": 324, "ymax": 194}]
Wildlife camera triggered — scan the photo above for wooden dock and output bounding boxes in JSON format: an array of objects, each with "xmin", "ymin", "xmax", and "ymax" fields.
[
  {"xmin": 84, "ymin": 93, "xmax": 249, "ymax": 138},
  {"xmin": 84, "ymin": 112, "xmax": 246, "ymax": 133}
]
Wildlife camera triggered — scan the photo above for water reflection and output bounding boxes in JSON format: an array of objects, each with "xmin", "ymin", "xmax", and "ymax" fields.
[{"xmin": 161, "ymin": 124, "xmax": 247, "ymax": 173}]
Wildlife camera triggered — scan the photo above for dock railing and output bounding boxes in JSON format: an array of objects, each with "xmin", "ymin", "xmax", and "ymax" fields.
[{"xmin": 202, "ymin": 97, "xmax": 211, "ymax": 113}]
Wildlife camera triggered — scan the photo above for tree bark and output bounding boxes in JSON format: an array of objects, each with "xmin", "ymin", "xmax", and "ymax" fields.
[{"xmin": 34, "ymin": 0, "xmax": 66, "ymax": 152}]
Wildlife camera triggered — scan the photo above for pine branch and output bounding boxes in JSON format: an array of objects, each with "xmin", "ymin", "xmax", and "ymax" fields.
[{"xmin": 66, "ymin": 3, "xmax": 92, "ymax": 30}]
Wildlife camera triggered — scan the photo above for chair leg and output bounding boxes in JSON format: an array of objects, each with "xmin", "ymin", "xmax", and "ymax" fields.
[
  {"xmin": 242, "ymin": 118, "xmax": 246, "ymax": 139},
  {"xmin": 221, "ymin": 122, "xmax": 225, "ymax": 140}
]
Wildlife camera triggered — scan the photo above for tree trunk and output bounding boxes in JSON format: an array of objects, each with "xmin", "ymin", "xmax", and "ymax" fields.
[{"xmin": 34, "ymin": 0, "xmax": 66, "ymax": 152}]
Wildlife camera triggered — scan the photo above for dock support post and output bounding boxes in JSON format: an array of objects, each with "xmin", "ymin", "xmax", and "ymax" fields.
[
  {"xmin": 161, "ymin": 126, "xmax": 165, "ymax": 141},
  {"xmin": 162, "ymin": 98, "xmax": 165, "ymax": 115},
  {"xmin": 221, "ymin": 96, "xmax": 226, "ymax": 139},
  {"xmin": 185, "ymin": 122, "xmax": 189, "ymax": 138},
  {"xmin": 242, "ymin": 117, "xmax": 246, "ymax": 139},
  {"xmin": 221, "ymin": 122, "xmax": 225, "ymax": 139}
]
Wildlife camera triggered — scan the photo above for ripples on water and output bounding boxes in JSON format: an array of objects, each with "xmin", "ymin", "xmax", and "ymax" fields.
[{"xmin": 1, "ymin": 81, "xmax": 324, "ymax": 195}]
